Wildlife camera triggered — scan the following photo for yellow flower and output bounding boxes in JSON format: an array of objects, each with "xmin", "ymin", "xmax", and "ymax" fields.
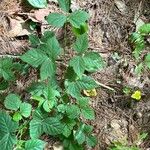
[
  {"xmin": 83, "ymin": 89, "xmax": 97, "ymax": 97},
  {"xmin": 131, "ymin": 90, "xmax": 142, "ymax": 100}
]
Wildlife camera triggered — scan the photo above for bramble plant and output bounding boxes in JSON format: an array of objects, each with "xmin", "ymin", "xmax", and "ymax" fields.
[{"xmin": 0, "ymin": 0, "xmax": 105, "ymax": 150}]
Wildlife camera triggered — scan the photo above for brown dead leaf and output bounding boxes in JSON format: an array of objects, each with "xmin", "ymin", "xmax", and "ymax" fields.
[
  {"xmin": 34, "ymin": 8, "xmax": 50, "ymax": 22},
  {"xmin": 8, "ymin": 17, "xmax": 23, "ymax": 37},
  {"xmin": 8, "ymin": 16, "xmax": 32, "ymax": 37}
]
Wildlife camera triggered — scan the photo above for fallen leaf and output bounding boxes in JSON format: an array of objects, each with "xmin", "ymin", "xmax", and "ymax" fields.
[
  {"xmin": 131, "ymin": 90, "xmax": 142, "ymax": 100},
  {"xmin": 8, "ymin": 17, "xmax": 23, "ymax": 37},
  {"xmin": 8, "ymin": 16, "xmax": 32, "ymax": 37},
  {"xmin": 83, "ymin": 89, "xmax": 97, "ymax": 97},
  {"xmin": 34, "ymin": 8, "xmax": 50, "ymax": 22}
]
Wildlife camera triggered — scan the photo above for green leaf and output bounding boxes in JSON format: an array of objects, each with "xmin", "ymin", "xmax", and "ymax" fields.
[
  {"xmin": 77, "ymin": 97, "xmax": 89, "ymax": 107},
  {"xmin": 27, "ymin": 0, "xmax": 47, "ymax": 8},
  {"xmin": 73, "ymin": 33, "xmax": 88, "ymax": 53},
  {"xmin": 0, "ymin": 134, "xmax": 17, "ymax": 150},
  {"xmin": 43, "ymin": 100, "xmax": 54, "ymax": 112},
  {"xmin": 45, "ymin": 85, "xmax": 60, "ymax": 99},
  {"xmin": 65, "ymin": 67, "xmax": 78, "ymax": 81},
  {"xmin": 58, "ymin": 0, "xmax": 71, "ymax": 12},
  {"xmin": 69, "ymin": 56, "xmax": 85, "ymax": 78},
  {"xmin": 13, "ymin": 112, "xmax": 22, "ymax": 122},
  {"xmin": 86, "ymin": 135, "xmax": 97, "ymax": 147},
  {"xmin": 29, "ymin": 34, "xmax": 40, "ymax": 47},
  {"xmin": 81, "ymin": 107, "xmax": 95, "ymax": 120},
  {"xmin": 0, "ymin": 111, "xmax": 18, "ymax": 150},
  {"xmin": 20, "ymin": 102, "xmax": 32, "ymax": 118},
  {"xmin": 65, "ymin": 76, "xmax": 98, "ymax": 98},
  {"xmin": 74, "ymin": 124, "xmax": 86, "ymax": 145},
  {"xmin": 45, "ymin": 36, "xmax": 62, "ymax": 59},
  {"xmin": 57, "ymin": 104, "xmax": 66, "ymax": 113},
  {"xmin": 30, "ymin": 119, "xmax": 43, "ymax": 139},
  {"xmin": 83, "ymin": 52, "xmax": 105, "ymax": 72},
  {"xmin": 133, "ymin": 49, "xmax": 143, "ymax": 59},
  {"xmin": 77, "ymin": 76, "xmax": 98, "ymax": 90},
  {"xmin": 62, "ymin": 119, "xmax": 76, "ymax": 137},
  {"xmin": 0, "ymin": 80, "xmax": 9, "ymax": 90},
  {"xmin": 20, "ymin": 49, "xmax": 48, "ymax": 68},
  {"xmin": 30, "ymin": 109, "xmax": 48, "ymax": 138},
  {"xmin": 139, "ymin": 132, "xmax": 148, "ymax": 141},
  {"xmin": 65, "ymin": 80, "xmax": 81, "ymax": 98},
  {"xmin": 139, "ymin": 23, "xmax": 150, "ymax": 34},
  {"xmin": 63, "ymin": 139, "xmax": 83, "ymax": 150},
  {"xmin": 29, "ymin": 21, "xmax": 37, "ymax": 30},
  {"xmin": 0, "ymin": 58, "xmax": 14, "ymax": 81},
  {"xmin": 44, "ymin": 86, "xmax": 60, "ymax": 103},
  {"xmin": 40, "ymin": 58, "xmax": 56, "ymax": 80},
  {"xmin": 72, "ymin": 23, "xmax": 88, "ymax": 36},
  {"xmin": 40, "ymin": 86, "xmax": 59, "ymax": 112},
  {"xmin": 43, "ymin": 117, "xmax": 64, "ymax": 135},
  {"xmin": 46, "ymin": 13, "xmax": 67, "ymax": 27},
  {"xmin": 0, "ymin": 58, "xmax": 13, "ymax": 68},
  {"xmin": 30, "ymin": 109, "xmax": 63, "ymax": 138},
  {"xmin": 28, "ymin": 82, "xmax": 46, "ymax": 96},
  {"xmin": 130, "ymin": 32, "xmax": 144, "ymax": 45},
  {"xmin": 31, "ymin": 96, "xmax": 45, "ymax": 107},
  {"xmin": 83, "ymin": 125, "xmax": 93, "ymax": 134},
  {"xmin": 13, "ymin": 62, "xmax": 23, "ymax": 72},
  {"xmin": 25, "ymin": 139, "xmax": 46, "ymax": 150},
  {"xmin": 4, "ymin": 94, "xmax": 21, "ymax": 111},
  {"xmin": 61, "ymin": 93, "xmax": 71, "ymax": 103},
  {"xmin": 134, "ymin": 63, "xmax": 143, "ymax": 75},
  {"xmin": 72, "ymin": 99, "xmax": 94, "ymax": 120},
  {"xmin": 0, "ymin": 111, "xmax": 18, "ymax": 133},
  {"xmin": 130, "ymin": 32, "xmax": 145, "ymax": 59},
  {"xmin": 77, "ymin": 97, "xmax": 95, "ymax": 120},
  {"xmin": 40, "ymin": 31, "xmax": 55, "ymax": 42},
  {"xmin": 68, "ymin": 10, "xmax": 89, "ymax": 28},
  {"xmin": 74, "ymin": 124, "xmax": 96, "ymax": 147},
  {"xmin": 66, "ymin": 105, "xmax": 80, "ymax": 119},
  {"xmin": 145, "ymin": 53, "xmax": 150, "ymax": 69}
]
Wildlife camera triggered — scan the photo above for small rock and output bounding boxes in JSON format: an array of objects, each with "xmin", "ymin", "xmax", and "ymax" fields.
[{"xmin": 137, "ymin": 112, "xmax": 143, "ymax": 118}]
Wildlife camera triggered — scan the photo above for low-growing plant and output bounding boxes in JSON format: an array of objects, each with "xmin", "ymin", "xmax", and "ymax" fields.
[
  {"xmin": 109, "ymin": 143, "xmax": 140, "ymax": 150},
  {"xmin": 130, "ymin": 23, "xmax": 150, "ymax": 74},
  {"xmin": 109, "ymin": 133, "xmax": 148, "ymax": 150},
  {"xmin": 0, "ymin": 1, "xmax": 105, "ymax": 150}
]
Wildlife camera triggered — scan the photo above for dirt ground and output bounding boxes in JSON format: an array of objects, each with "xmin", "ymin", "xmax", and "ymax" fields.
[{"xmin": 0, "ymin": 0, "xmax": 150, "ymax": 150}]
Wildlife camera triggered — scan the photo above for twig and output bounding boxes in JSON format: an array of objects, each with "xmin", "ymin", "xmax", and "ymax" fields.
[
  {"xmin": 0, "ymin": 54, "xmax": 20, "ymax": 58},
  {"xmin": 96, "ymin": 81, "xmax": 115, "ymax": 92}
]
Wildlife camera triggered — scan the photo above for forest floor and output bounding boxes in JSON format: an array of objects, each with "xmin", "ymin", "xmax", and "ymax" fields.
[{"xmin": 0, "ymin": 0, "xmax": 150, "ymax": 150}]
